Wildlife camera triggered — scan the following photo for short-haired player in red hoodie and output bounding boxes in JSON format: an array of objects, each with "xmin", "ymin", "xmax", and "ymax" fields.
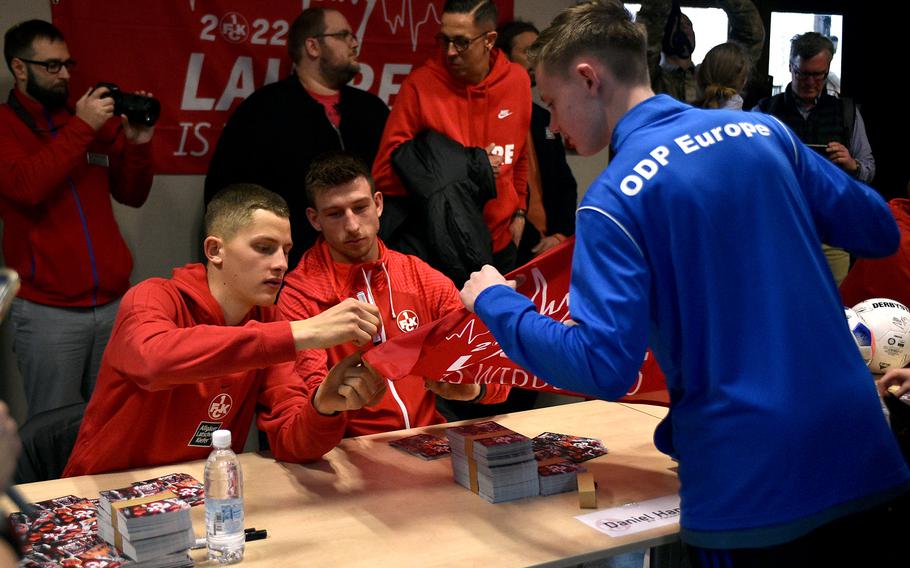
[
  {"xmin": 278, "ymin": 152, "xmax": 511, "ymax": 462},
  {"xmin": 64, "ymin": 184, "xmax": 381, "ymax": 476}
]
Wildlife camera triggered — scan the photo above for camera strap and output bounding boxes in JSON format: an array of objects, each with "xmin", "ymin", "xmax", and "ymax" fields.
[
  {"xmin": 6, "ymin": 89, "xmax": 74, "ymax": 136},
  {"xmin": 6, "ymin": 89, "xmax": 39, "ymax": 133}
]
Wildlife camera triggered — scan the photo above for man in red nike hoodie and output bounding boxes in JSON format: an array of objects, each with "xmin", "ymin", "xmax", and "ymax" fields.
[
  {"xmin": 278, "ymin": 152, "xmax": 510, "ymax": 462},
  {"xmin": 64, "ymin": 185, "xmax": 381, "ymax": 476},
  {"xmin": 372, "ymin": 0, "xmax": 531, "ymax": 274}
]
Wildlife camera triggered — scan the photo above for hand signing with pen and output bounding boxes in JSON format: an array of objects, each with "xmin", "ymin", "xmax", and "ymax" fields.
[{"xmin": 290, "ymin": 298, "xmax": 381, "ymax": 350}]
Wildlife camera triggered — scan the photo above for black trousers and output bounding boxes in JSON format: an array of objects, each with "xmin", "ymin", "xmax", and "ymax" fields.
[{"xmin": 684, "ymin": 491, "xmax": 910, "ymax": 567}]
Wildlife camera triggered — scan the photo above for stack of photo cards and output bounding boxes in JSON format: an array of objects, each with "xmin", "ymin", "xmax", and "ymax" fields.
[
  {"xmin": 532, "ymin": 432, "xmax": 608, "ymax": 497},
  {"xmin": 536, "ymin": 460, "xmax": 583, "ymax": 496},
  {"xmin": 9, "ymin": 494, "xmax": 126, "ymax": 567},
  {"xmin": 446, "ymin": 421, "xmax": 539, "ymax": 503},
  {"xmin": 96, "ymin": 473, "xmax": 203, "ymax": 567},
  {"xmin": 531, "ymin": 432, "xmax": 608, "ymax": 463},
  {"xmin": 152, "ymin": 472, "xmax": 206, "ymax": 506},
  {"xmin": 388, "ymin": 433, "xmax": 451, "ymax": 460},
  {"xmin": 98, "ymin": 497, "xmax": 194, "ymax": 566}
]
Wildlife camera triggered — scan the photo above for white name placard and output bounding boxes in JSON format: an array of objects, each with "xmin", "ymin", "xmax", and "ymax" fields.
[{"xmin": 576, "ymin": 494, "xmax": 681, "ymax": 537}]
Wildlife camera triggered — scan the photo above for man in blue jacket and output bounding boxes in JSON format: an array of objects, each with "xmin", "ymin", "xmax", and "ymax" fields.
[{"xmin": 460, "ymin": 1, "xmax": 909, "ymax": 565}]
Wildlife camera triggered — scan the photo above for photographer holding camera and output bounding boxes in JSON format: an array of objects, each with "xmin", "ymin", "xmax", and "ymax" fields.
[{"xmin": 0, "ymin": 20, "xmax": 156, "ymax": 425}]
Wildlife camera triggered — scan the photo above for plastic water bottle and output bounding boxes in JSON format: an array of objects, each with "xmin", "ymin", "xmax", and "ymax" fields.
[{"xmin": 205, "ymin": 429, "xmax": 244, "ymax": 564}]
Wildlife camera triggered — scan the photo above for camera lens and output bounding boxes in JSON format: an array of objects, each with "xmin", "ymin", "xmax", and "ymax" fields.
[
  {"xmin": 120, "ymin": 93, "xmax": 161, "ymax": 127},
  {"xmin": 94, "ymin": 82, "xmax": 160, "ymax": 127}
]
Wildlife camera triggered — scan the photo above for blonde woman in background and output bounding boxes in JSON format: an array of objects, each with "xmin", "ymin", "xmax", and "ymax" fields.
[{"xmin": 694, "ymin": 42, "xmax": 750, "ymax": 110}]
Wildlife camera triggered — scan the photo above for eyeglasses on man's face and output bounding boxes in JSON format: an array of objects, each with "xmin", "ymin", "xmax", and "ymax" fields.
[
  {"xmin": 435, "ymin": 31, "xmax": 489, "ymax": 54},
  {"xmin": 790, "ymin": 65, "xmax": 828, "ymax": 80},
  {"xmin": 313, "ymin": 30, "xmax": 356, "ymax": 44},
  {"xmin": 18, "ymin": 58, "xmax": 77, "ymax": 74}
]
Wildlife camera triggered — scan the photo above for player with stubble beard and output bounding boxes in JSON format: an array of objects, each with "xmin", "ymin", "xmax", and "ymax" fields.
[{"xmin": 277, "ymin": 152, "xmax": 511, "ymax": 462}]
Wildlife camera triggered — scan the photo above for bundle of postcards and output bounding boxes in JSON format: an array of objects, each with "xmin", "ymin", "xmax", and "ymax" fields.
[
  {"xmin": 8, "ymin": 494, "xmax": 127, "ymax": 567},
  {"xmin": 532, "ymin": 432, "xmax": 609, "ymax": 496},
  {"xmin": 96, "ymin": 474, "xmax": 203, "ymax": 567},
  {"xmin": 535, "ymin": 460, "xmax": 583, "ymax": 496},
  {"xmin": 446, "ymin": 421, "xmax": 539, "ymax": 503}
]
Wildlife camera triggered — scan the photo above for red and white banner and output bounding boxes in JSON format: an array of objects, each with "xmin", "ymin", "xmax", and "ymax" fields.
[
  {"xmin": 363, "ymin": 239, "xmax": 670, "ymax": 406},
  {"xmin": 51, "ymin": 0, "xmax": 513, "ymax": 174}
]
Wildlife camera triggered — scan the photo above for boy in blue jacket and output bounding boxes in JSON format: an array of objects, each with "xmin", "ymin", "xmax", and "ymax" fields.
[{"xmin": 460, "ymin": 1, "xmax": 909, "ymax": 565}]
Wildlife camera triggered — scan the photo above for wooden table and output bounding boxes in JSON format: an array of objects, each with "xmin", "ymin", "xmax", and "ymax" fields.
[
  {"xmin": 619, "ymin": 402, "xmax": 670, "ymax": 420},
  {"xmin": 6, "ymin": 400, "xmax": 679, "ymax": 567}
]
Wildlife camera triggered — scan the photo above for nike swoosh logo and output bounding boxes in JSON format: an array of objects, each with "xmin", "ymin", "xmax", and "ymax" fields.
[{"xmin": 497, "ymin": 109, "xmax": 513, "ymax": 119}]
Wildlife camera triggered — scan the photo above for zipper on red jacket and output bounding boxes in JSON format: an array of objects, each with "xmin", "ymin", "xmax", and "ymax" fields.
[
  {"xmin": 361, "ymin": 266, "xmax": 411, "ymax": 429},
  {"xmin": 45, "ymin": 108, "xmax": 101, "ymax": 305}
]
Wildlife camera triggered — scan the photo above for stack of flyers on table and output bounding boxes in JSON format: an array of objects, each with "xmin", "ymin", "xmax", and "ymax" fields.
[
  {"xmin": 98, "ymin": 498, "xmax": 193, "ymax": 566},
  {"xmin": 531, "ymin": 432, "xmax": 608, "ymax": 496},
  {"xmin": 536, "ymin": 460, "xmax": 583, "ymax": 496},
  {"xmin": 531, "ymin": 432, "xmax": 608, "ymax": 463},
  {"xmin": 388, "ymin": 433, "xmax": 451, "ymax": 460},
  {"xmin": 96, "ymin": 473, "xmax": 204, "ymax": 567},
  {"xmin": 446, "ymin": 421, "xmax": 539, "ymax": 503},
  {"xmin": 97, "ymin": 473, "xmax": 205, "ymax": 511},
  {"xmin": 9, "ymin": 494, "xmax": 127, "ymax": 567}
]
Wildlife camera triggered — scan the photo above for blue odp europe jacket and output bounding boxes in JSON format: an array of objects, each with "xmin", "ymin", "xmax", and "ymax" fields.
[{"xmin": 475, "ymin": 95, "xmax": 910, "ymax": 547}]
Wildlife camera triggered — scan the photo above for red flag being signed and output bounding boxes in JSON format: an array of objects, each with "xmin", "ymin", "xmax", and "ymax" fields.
[{"xmin": 363, "ymin": 238, "xmax": 669, "ymax": 405}]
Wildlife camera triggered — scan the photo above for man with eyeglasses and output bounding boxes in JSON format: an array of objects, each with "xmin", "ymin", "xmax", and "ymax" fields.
[
  {"xmin": 206, "ymin": 7, "xmax": 389, "ymax": 269},
  {"xmin": 0, "ymin": 20, "xmax": 155, "ymax": 422},
  {"xmin": 372, "ymin": 0, "xmax": 532, "ymax": 279},
  {"xmin": 756, "ymin": 31, "xmax": 875, "ymax": 284}
]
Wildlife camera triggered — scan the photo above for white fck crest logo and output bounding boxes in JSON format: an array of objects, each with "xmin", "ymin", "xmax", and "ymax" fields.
[
  {"xmin": 397, "ymin": 310, "xmax": 419, "ymax": 333},
  {"xmin": 208, "ymin": 393, "xmax": 233, "ymax": 420}
]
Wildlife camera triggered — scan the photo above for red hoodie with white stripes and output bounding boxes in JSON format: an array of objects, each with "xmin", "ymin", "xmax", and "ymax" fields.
[{"xmin": 278, "ymin": 239, "xmax": 510, "ymax": 462}]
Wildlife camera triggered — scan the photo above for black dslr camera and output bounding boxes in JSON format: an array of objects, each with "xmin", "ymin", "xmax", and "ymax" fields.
[{"xmin": 94, "ymin": 82, "xmax": 161, "ymax": 127}]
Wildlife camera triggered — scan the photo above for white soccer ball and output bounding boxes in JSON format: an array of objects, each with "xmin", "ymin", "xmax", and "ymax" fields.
[
  {"xmin": 844, "ymin": 306, "xmax": 874, "ymax": 366},
  {"xmin": 852, "ymin": 298, "xmax": 910, "ymax": 373}
]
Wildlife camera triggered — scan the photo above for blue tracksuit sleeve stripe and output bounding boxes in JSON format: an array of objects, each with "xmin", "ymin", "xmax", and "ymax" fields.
[
  {"xmin": 764, "ymin": 116, "xmax": 898, "ymax": 257},
  {"xmin": 475, "ymin": 209, "xmax": 650, "ymax": 400}
]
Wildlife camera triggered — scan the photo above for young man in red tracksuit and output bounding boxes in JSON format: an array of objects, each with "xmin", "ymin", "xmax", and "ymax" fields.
[
  {"xmin": 278, "ymin": 152, "xmax": 510, "ymax": 462},
  {"xmin": 372, "ymin": 0, "xmax": 531, "ymax": 274},
  {"xmin": 64, "ymin": 185, "xmax": 382, "ymax": 476}
]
